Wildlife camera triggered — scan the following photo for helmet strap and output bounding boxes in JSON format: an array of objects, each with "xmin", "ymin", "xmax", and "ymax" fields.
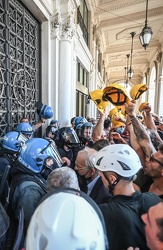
[{"xmin": 108, "ymin": 176, "xmax": 121, "ymax": 195}]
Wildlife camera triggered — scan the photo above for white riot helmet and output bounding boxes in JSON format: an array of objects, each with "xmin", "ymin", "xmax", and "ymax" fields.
[
  {"xmin": 25, "ymin": 189, "xmax": 108, "ymax": 250},
  {"xmin": 95, "ymin": 144, "xmax": 142, "ymax": 177}
]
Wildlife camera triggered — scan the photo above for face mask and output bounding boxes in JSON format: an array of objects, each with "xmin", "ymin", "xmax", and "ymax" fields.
[
  {"xmin": 86, "ymin": 177, "xmax": 92, "ymax": 184},
  {"xmin": 116, "ymin": 127, "xmax": 125, "ymax": 134}
]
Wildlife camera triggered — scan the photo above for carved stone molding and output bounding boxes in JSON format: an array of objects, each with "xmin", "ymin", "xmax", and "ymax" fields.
[
  {"xmin": 61, "ymin": 15, "xmax": 76, "ymax": 39},
  {"xmin": 51, "ymin": 13, "xmax": 76, "ymax": 39},
  {"xmin": 50, "ymin": 13, "xmax": 61, "ymax": 38},
  {"xmin": 58, "ymin": 0, "xmax": 79, "ymax": 13},
  {"xmin": 51, "ymin": 13, "xmax": 61, "ymax": 28},
  {"xmin": 100, "ymin": 8, "xmax": 163, "ymax": 28},
  {"xmin": 93, "ymin": 24, "xmax": 101, "ymax": 49},
  {"xmin": 96, "ymin": 0, "xmax": 153, "ymax": 14}
]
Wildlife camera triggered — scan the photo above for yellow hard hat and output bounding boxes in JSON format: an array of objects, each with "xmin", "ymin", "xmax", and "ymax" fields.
[
  {"xmin": 130, "ymin": 84, "xmax": 148, "ymax": 100},
  {"xmin": 111, "ymin": 113, "xmax": 125, "ymax": 127},
  {"xmin": 102, "ymin": 84, "xmax": 130, "ymax": 107},
  {"xmin": 120, "ymin": 105, "xmax": 127, "ymax": 117},
  {"xmin": 88, "ymin": 90, "xmax": 109, "ymax": 113},
  {"xmin": 109, "ymin": 107, "xmax": 120, "ymax": 118},
  {"xmin": 138, "ymin": 102, "xmax": 149, "ymax": 112}
]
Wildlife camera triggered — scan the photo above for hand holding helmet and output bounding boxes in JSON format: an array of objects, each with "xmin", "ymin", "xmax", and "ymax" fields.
[
  {"xmin": 139, "ymin": 102, "xmax": 151, "ymax": 114},
  {"xmin": 125, "ymin": 100, "xmax": 136, "ymax": 116},
  {"xmin": 35, "ymin": 102, "xmax": 53, "ymax": 120},
  {"xmin": 129, "ymin": 83, "xmax": 148, "ymax": 101}
]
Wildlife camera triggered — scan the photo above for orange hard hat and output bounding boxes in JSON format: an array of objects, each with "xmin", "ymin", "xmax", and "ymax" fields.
[{"xmin": 103, "ymin": 84, "xmax": 130, "ymax": 107}]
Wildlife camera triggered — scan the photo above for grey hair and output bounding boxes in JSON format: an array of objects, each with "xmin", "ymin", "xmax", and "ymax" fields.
[
  {"xmin": 47, "ymin": 167, "xmax": 80, "ymax": 192},
  {"xmin": 79, "ymin": 147, "xmax": 97, "ymax": 171}
]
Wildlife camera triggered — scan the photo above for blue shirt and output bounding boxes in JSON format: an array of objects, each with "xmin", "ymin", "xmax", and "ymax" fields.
[{"xmin": 87, "ymin": 175, "xmax": 100, "ymax": 196}]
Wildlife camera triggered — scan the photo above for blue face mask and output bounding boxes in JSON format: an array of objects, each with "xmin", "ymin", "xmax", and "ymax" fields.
[{"xmin": 116, "ymin": 127, "xmax": 125, "ymax": 134}]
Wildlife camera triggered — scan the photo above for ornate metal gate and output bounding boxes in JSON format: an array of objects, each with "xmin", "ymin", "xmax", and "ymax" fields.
[{"xmin": 0, "ymin": 0, "xmax": 41, "ymax": 139}]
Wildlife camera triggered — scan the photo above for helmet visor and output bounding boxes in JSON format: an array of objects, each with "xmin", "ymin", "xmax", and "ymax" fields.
[
  {"xmin": 17, "ymin": 132, "xmax": 28, "ymax": 144},
  {"xmin": 62, "ymin": 129, "xmax": 80, "ymax": 145},
  {"xmin": 41, "ymin": 140, "xmax": 64, "ymax": 168}
]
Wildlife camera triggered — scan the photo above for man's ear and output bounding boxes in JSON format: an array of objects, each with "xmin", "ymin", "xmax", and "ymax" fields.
[
  {"xmin": 108, "ymin": 174, "xmax": 117, "ymax": 185},
  {"xmin": 90, "ymin": 168, "xmax": 96, "ymax": 176}
]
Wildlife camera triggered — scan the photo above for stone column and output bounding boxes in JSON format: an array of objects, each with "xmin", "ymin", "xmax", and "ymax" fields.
[
  {"xmin": 155, "ymin": 52, "xmax": 162, "ymax": 115},
  {"xmin": 158, "ymin": 76, "xmax": 163, "ymax": 116},
  {"xmin": 58, "ymin": 15, "xmax": 76, "ymax": 127},
  {"xmin": 50, "ymin": 0, "xmax": 78, "ymax": 127},
  {"xmin": 50, "ymin": 13, "xmax": 60, "ymax": 120}
]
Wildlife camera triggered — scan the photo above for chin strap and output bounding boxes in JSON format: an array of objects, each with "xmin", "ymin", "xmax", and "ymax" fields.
[{"xmin": 108, "ymin": 176, "xmax": 121, "ymax": 195}]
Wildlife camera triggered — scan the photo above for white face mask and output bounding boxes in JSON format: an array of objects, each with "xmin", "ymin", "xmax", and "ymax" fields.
[{"xmin": 115, "ymin": 127, "xmax": 125, "ymax": 134}]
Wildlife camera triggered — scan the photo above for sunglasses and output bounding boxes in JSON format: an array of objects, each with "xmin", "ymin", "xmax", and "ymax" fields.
[{"xmin": 150, "ymin": 154, "xmax": 163, "ymax": 167}]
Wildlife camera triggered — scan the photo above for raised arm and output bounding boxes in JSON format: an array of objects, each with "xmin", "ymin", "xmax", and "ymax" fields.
[
  {"xmin": 125, "ymin": 101, "xmax": 156, "ymax": 157},
  {"xmin": 142, "ymin": 104, "xmax": 163, "ymax": 143},
  {"xmin": 126, "ymin": 115, "xmax": 146, "ymax": 167},
  {"xmin": 92, "ymin": 110, "xmax": 106, "ymax": 142}
]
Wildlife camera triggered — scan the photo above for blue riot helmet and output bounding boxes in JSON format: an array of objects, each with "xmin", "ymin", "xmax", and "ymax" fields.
[
  {"xmin": 18, "ymin": 138, "xmax": 63, "ymax": 174},
  {"xmin": 80, "ymin": 122, "xmax": 94, "ymax": 141},
  {"xmin": 35, "ymin": 102, "xmax": 53, "ymax": 120},
  {"xmin": 1, "ymin": 131, "xmax": 26, "ymax": 154},
  {"xmin": 56, "ymin": 127, "xmax": 80, "ymax": 147},
  {"xmin": 39, "ymin": 105, "xmax": 53, "ymax": 119},
  {"xmin": 16, "ymin": 122, "xmax": 33, "ymax": 139},
  {"xmin": 74, "ymin": 116, "xmax": 87, "ymax": 129},
  {"xmin": 50, "ymin": 120, "xmax": 58, "ymax": 128},
  {"xmin": 75, "ymin": 123, "xmax": 83, "ymax": 139}
]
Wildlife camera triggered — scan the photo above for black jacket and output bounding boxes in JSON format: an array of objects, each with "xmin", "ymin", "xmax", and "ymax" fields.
[{"xmin": 89, "ymin": 176, "xmax": 112, "ymax": 205}]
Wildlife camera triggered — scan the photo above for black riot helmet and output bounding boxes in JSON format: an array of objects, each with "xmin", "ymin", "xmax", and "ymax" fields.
[
  {"xmin": 55, "ymin": 127, "xmax": 80, "ymax": 147},
  {"xmin": 45, "ymin": 126, "xmax": 58, "ymax": 140}
]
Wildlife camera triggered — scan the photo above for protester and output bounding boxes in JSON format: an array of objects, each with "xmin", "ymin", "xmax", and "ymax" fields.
[
  {"xmin": 127, "ymin": 201, "xmax": 163, "ymax": 250},
  {"xmin": 95, "ymin": 144, "xmax": 161, "ymax": 250},
  {"xmin": 25, "ymin": 190, "xmax": 108, "ymax": 250},
  {"xmin": 74, "ymin": 147, "xmax": 112, "ymax": 204},
  {"xmin": 125, "ymin": 101, "xmax": 163, "ymax": 197},
  {"xmin": 47, "ymin": 167, "xmax": 80, "ymax": 192}
]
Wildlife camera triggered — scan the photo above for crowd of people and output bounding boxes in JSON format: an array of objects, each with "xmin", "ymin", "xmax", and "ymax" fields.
[{"xmin": 0, "ymin": 99, "xmax": 163, "ymax": 250}]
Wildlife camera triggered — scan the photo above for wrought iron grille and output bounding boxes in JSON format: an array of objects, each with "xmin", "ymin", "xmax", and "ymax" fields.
[{"xmin": 0, "ymin": 0, "xmax": 41, "ymax": 139}]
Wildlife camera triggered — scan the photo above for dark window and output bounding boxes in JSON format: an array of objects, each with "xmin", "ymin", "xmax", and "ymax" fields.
[
  {"xmin": 77, "ymin": 61, "xmax": 88, "ymax": 88},
  {"xmin": 76, "ymin": 60, "xmax": 88, "ymax": 117},
  {"xmin": 76, "ymin": 90, "xmax": 87, "ymax": 117},
  {"xmin": 77, "ymin": 0, "xmax": 88, "ymax": 45}
]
